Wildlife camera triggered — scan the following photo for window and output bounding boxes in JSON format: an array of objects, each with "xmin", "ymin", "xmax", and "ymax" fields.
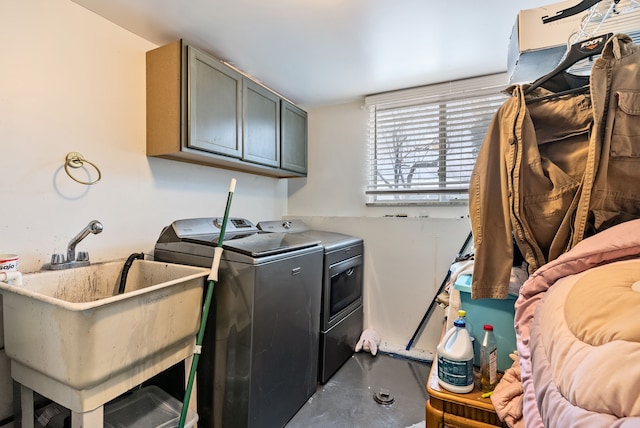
[{"xmin": 365, "ymin": 73, "xmax": 508, "ymax": 206}]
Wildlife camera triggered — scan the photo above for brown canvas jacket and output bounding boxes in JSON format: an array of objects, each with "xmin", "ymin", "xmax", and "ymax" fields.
[{"xmin": 470, "ymin": 34, "xmax": 640, "ymax": 299}]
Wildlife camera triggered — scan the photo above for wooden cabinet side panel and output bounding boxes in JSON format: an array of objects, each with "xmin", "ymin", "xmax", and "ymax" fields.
[{"xmin": 146, "ymin": 40, "xmax": 182, "ymax": 156}]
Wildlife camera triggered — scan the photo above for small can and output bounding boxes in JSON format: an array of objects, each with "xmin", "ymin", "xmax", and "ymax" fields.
[{"xmin": 0, "ymin": 254, "xmax": 19, "ymax": 272}]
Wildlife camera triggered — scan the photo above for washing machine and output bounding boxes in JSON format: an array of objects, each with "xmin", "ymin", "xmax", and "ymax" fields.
[{"xmin": 154, "ymin": 217, "xmax": 323, "ymax": 428}]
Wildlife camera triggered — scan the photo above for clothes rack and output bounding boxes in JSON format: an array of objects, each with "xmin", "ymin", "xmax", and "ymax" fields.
[
  {"xmin": 528, "ymin": 0, "xmax": 640, "ymax": 97},
  {"xmin": 573, "ymin": 0, "xmax": 640, "ymax": 44}
]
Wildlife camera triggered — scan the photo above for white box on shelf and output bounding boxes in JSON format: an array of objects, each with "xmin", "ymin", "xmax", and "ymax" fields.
[{"xmin": 515, "ymin": 0, "xmax": 587, "ymax": 52}]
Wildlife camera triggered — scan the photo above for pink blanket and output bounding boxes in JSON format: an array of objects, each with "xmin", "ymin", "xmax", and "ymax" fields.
[
  {"xmin": 491, "ymin": 356, "xmax": 523, "ymax": 427},
  {"xmin": 514, "ymin": 219, "xmax": 640, "ymax": 427}
]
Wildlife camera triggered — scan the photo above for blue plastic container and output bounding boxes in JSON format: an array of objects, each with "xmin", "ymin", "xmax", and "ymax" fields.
[{"xmin": 453, "ymin": 274, "xmax": 517, "ymax": 372}]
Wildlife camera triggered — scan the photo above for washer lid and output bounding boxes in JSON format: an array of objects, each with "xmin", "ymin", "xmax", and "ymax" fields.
[
  {"xmin": 292, "ymin": 230, "xmax": 362, "ymax": 249},
  {"xmin": 223, "ymin": 232, "xmax": 321, "ymax": 257},
  {"xmin": 257, "ymin": 219, "xmax": 311, "ymax": 233},
  {"xmin": 257, "ymin": 220, "xmax": 362, "ymax": 249}
]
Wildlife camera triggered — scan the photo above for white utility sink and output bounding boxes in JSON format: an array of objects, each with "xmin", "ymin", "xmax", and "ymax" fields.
[{"xmin": 0, "ymin": 259, "xmax": 209, "ymax": 414}]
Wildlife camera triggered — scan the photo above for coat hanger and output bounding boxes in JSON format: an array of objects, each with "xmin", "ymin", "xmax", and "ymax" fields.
[
  {"xmin": 524, "ymin": 32, "xmax": 613, "ymax": 97},
  {"xmin": 542, "ymin": 0, "xmax": 604, "ymax": 23}
]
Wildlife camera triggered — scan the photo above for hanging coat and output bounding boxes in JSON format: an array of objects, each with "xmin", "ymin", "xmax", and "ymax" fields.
[{"xmin": 469, "ymin": 34, "xmax": 640, "ymax": 299}]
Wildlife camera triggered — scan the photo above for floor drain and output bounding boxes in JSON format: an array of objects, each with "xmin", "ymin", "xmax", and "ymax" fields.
[{"xmin": 373, "ymin": 388, "xmax": 395, "ymax": 405}]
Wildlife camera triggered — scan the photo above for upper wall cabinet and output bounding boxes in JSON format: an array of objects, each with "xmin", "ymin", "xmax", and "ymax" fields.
[{"xmin": 146, "ymin": 40, "xmax": 307, "ymax": 178}]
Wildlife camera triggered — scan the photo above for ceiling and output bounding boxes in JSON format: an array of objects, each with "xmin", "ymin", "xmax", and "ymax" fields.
[{"xmin": 71, "ymin": 0, "xmax": 554, "ymax": 108}]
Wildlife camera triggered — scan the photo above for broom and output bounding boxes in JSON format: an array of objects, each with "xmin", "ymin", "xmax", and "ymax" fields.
[{"xmin": 179, "ymin": 178, "xmax": 236, "ymax": 428}]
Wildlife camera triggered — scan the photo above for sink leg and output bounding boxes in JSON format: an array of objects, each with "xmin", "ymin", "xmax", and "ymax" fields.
[
  {"xmin": 71, "ymin": 406, "xmax": 103, "ymax": 428},
  {"xmin": 20, "ymin": 384, "xmax": 34, "ymax": 428}
]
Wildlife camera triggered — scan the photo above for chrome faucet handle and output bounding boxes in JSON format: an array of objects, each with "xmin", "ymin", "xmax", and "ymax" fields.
[
  {"xmin": 77, "ymin": 251, "xmax": 89, "ymax": 262},
  {"xmin": 51, "ymin": 253, "xmax": 65, "ymax": 265}
]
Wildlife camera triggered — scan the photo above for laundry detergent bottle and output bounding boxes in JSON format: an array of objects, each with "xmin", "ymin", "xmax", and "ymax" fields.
[{"xmin": 436, "ymin": 310, "xmax": 474, "ymax": 393}]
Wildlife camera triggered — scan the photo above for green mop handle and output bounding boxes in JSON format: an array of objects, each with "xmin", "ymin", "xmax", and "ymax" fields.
[{"xmin": 179, "ymin": 178, "xmax": 236, "ymax": 428}]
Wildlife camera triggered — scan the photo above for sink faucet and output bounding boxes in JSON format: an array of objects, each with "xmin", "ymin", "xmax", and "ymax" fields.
[
  {"xmin": 67, "ymin": 220, "xmax": 103, "ymax": 262},
  {"xmin": 49, "ymin": 220, "xmax": 103, "ymax": 270}
]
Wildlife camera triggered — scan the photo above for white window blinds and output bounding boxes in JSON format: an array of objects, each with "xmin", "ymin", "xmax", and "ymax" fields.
[{"xmin": 365, "ymin": 73, "xmax": 508, "ymax": 205}]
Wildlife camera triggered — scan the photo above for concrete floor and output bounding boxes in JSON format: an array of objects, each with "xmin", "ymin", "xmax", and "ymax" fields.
[
  {"xmin": 2, "ymin": 352, "xmax": 431, "ymax": 428},
  {"xmin": 286, "ymin": 352, "xmax": 431, "ymax": 428}
]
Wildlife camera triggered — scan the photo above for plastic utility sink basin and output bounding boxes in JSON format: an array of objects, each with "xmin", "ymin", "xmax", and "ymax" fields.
[{"xmin": 0, "ymin": 259, "xmax": 209, "ymax": 413}]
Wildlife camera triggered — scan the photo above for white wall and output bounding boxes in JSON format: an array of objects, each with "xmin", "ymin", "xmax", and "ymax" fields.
[
  {"xmin": 0, "ymin": 1, "xmax": 287, "ymax": 274},
  {"xmin": 0, "ymin": 0, "xmax": 286, "ymax": 422}
]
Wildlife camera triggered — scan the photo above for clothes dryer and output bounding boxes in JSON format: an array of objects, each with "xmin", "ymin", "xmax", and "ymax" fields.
[{"xmin": 257, "ymin": 219, "xmax": 364, "ymax": 384}]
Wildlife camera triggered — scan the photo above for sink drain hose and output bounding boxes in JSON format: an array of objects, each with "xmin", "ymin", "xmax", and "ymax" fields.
[
  {"xmin": 179, "ymin": 178, "xmax": 236, "ymax": 428},
  {"xmin": 117, "ymin": 252, "xmax": 144, "ymax": 294}
]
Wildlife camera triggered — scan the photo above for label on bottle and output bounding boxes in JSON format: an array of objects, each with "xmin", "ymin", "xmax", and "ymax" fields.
[
  {"xmin": 437, "ymin": 354, "xmax": 474, "ymax": 387},
  {"xmin": 481, "ymin": 347, "xmax": 498, "ymax": 390},
  {"xmin": 489, "ymin": 349, "xmax": 498, "ymax": 385},
  {"xmin": 489, "ymin": 349, "xmax": 497, "ymax": 384}
]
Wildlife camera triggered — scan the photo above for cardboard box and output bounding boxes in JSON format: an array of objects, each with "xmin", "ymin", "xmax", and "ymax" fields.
[
  {"xmin": 508, "ymin": 0, "xmax": 590, "ymax": 83},
  {"xmin": 515, "ymin": 0, "xmax": 588, "ymax": 52},
  {"xmin": 507, "ymin": 45, "xmax": 567, "ymax": 84}
]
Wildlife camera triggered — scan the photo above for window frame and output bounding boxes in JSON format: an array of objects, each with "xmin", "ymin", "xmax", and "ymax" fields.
[{"xmin": 365, "ymin": 73, "xmax": 508, "ymax": 206}]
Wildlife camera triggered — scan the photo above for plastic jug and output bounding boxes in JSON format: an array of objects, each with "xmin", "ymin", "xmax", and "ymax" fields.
[{"xmin": 436, "ymin": 310, "xmax": 474, "ymax": 393}]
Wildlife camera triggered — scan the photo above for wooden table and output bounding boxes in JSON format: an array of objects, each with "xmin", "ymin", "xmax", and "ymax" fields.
[{"xmin": 425, "ymin": 360, "xmax": 507, "ymax": 428}]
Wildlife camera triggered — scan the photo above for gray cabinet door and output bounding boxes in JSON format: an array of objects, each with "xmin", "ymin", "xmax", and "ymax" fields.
[
  {"xmin": 187, "ymin": 46, "xmax": 242, "ymax": 158},
  {"xmin": 281, "ymin": 100, "xmax": 308, "ymax": 174},
  {"xmin": 243, "ymin": 80, "xmax": 280, "ymax": 167}
]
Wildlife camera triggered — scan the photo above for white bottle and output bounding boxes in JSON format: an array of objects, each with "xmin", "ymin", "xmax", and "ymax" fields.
[{"xmin": 436, "ymin": 310, "xmax": 474, "ymax": 393}]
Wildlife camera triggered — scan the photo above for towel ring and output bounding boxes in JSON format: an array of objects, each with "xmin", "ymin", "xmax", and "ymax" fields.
[{"xmin": 64, "ymin": 152, "xmax": 102, "ymax": 185}]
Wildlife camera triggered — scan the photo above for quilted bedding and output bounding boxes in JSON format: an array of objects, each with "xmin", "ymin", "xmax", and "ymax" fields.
[{"xmin": 514, "ymin": 219, "xmax": 640, "ymax": 427}]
